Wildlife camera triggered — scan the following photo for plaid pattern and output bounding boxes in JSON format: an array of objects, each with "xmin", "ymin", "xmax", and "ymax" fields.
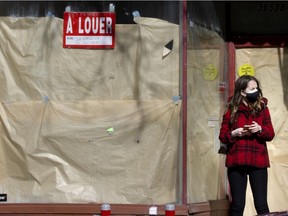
[{"xmin": 219, "ymin": 98, "xmax": 275, "ymax": 168}]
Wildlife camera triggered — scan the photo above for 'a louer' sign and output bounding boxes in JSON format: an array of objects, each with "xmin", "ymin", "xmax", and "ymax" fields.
[{"xmin": 63, "ymin": 12, "xmax": 115, "ymax": 49}]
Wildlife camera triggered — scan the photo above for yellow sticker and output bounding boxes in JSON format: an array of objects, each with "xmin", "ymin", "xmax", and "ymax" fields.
[
  {"xmin": 238, "ymin": 64, "xmax": 255, "ymax": 76},
  {"xmin": 203, "ymin": 64, "xmax": 218, "ymax": 81}
]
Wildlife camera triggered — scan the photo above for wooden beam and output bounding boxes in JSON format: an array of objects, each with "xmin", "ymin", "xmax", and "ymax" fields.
[
  {"xmin": 187, "ymin": 199, "xmax": 229, "ymax": 215},
  {"xmin": 0, "ymin": 203, "xmax": 188, "ymax": 215}
]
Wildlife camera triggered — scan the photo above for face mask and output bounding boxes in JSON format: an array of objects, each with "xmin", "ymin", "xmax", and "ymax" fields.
[{"xmin": 245, "ymin": 89, "xmax": 259, "ymax": 103}]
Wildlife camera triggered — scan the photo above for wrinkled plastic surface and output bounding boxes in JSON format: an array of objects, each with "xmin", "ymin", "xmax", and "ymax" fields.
[
  {"xmin": 0, "ymin": 16, "xmax": 180, "ymax": 204},
  {"xmin": 236, "ymin": 48, "xmax": 288, "ymax": 215}
]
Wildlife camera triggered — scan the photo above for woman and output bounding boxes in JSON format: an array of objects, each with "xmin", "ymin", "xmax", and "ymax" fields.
[{"xmin": 219, "ymin": 75, "xmax": 275, "ymax": 216}]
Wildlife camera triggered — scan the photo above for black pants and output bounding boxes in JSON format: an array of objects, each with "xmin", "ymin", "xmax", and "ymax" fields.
[{"xmin": 228, "ymin": 166, "xmax": 269, "ymax": 216}]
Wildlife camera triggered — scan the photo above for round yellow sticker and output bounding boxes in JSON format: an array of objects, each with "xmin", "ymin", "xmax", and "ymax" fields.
[
  {"xmin": 238, "ymin": 64, "xmax": 255, "ymax": 76},
  {"xmin": 203, "ymin": 64, "xmax": 218, "ymax": 81}
]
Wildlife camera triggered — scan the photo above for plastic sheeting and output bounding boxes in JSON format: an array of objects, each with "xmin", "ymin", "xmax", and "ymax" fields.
[
  {"xmin": 236, "ymin": 48, "xmax": 288, "ymax": 215},
  {"xmin": 187, "ymin": 22, "xmax": 288, "ymax": 215},
  {"xmin": 186, "ymin": 0, "xmax": 229, "ymax": 206},
  {"xmin": 187, "ymin": 1, "xmax": 288, "ymax": 214},
  {"xmin": 187, "ymin": 21, "xmax": 227, "ymax": 203},
  {"xmin": 0, "ymin": 16, "xmax": 180, "ymax": 203}
]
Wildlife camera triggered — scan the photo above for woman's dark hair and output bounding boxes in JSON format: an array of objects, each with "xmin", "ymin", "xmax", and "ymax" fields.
[{"xmin": 227, "ymin": 75, "xmax": 263, "ymax": 123}]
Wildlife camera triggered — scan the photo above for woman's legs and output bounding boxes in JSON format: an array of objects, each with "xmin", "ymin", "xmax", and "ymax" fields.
[
  {"xmin": 249, "ymin": 168, "xmax": 269, "ymax": 214},
  {"xmin": 228, "ymin": 167, "xmax": 248, "ymax": 216}
]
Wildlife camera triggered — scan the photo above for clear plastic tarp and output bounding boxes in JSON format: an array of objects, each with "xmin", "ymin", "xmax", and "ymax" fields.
[
  {"xmin": 186, "ymin": 1, "xmax": 227, "ymax": 203},
  {"xmin": 236, "ymin": 48, "xmax": 288, "ymax": 215},
  {"xmin": 0, "ymin": 14, "xmax": 180, "ymax": 204}
]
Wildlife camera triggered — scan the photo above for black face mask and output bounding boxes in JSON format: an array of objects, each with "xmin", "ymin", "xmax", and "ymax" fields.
[{"xmin": 245, "ymin": 90, "xmax": 259, "ymax": 103}]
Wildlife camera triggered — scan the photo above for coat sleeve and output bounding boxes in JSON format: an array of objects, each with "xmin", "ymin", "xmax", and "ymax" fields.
[
  {"xmin": 257, "ymin": 106, "xmax": 275, "ymax": 141},
  {"xmin": 218, "ymin": 110, "xmax": 236, "ymax": 145}
]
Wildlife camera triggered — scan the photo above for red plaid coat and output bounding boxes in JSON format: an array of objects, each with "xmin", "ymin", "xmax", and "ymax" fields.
[{"xmin": 219, "ymin": 97, "xmax": 275, "ymax": 168}]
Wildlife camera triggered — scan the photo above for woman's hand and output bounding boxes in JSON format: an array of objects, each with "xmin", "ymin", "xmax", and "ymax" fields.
[
  {"xmin": 231, "ymin": 127, "xmax": 251, "ymax": 137},
  {"xmin": 249, "ymin": 121, "xmax": 262, "ymax": 133}
]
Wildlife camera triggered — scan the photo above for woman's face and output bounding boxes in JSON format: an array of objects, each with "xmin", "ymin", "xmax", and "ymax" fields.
[
  {"xmin": 245, "ymin": 80, "xmax": 258, "ymax": 92},
  {"xmin": 241, "ymin": 80, "xmax": 258, "ymax": 96}
]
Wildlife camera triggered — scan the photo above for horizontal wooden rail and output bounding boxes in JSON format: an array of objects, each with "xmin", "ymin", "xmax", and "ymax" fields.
[
  {"xmin": 0, "ymin": 200, "xmax": 230, "ymax": 215},
  {"xmin": 188, "ymin": 199, "xmax": 229, "ymax": 216},
  {"xmin": 0, "ymin": 203, "xmax": 188, "ymax": 215}
]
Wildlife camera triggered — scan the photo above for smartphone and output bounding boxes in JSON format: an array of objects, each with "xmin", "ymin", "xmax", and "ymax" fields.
[{"xmin": 243, "ymin": 125, "xmax": 250, "ymax": 130}]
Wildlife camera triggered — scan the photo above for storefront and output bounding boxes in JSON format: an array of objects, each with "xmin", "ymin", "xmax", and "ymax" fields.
[{"xmin": 0, "ymin": 1, "xmax": 287, "ymax": 215}]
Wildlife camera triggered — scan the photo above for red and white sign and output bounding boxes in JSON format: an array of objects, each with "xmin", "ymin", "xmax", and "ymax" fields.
[{"xmin": 63, "ymin": 12, "xmax": 115, "ymax": 49}]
